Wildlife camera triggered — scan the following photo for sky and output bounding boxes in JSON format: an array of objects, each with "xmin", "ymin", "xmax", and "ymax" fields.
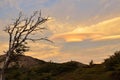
[{"xmin": 0, "ymin": 0, "xmax": 120, "ymax": 64}]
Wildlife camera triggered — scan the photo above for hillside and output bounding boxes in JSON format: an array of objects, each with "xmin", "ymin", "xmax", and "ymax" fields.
[
  {"xmin": 0, "ymin": 51, "xmax": 120, "ymax": 80},
  {"xmin": 0, "ymin": 55, "xmax": 46, "ymax": 68}
]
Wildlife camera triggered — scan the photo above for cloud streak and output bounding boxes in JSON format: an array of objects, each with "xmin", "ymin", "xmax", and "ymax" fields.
[
  {"xmin": 51, "ymin": 17, "xmax": 120, "ymax": 42},
  {"xmin": 51, "ymin": 33, "xmax": 103, "ymax": 42}
]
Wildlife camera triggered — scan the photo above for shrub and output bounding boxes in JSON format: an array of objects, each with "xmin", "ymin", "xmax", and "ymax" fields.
[{"xmin": 104, "ymin": 51, "xmax": 120, "ymax": 70}]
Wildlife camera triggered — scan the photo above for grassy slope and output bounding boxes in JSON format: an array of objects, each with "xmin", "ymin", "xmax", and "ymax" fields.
[
  {"xmin": 1, "ymin": 51, "xmax": 120, "ymax": 80},
  {"xmin": 5, "ymin": 62, "xmax": 114, "ymax": 80}
]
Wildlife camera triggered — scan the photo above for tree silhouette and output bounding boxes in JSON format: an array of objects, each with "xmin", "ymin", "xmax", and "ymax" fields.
[
  {"xmin": 0, "ymin": 11, "xmax": 51, "ymax": 80},
  {"xmin": 89, "ymin": 60, "xmax": 94, "ymax": 67}
]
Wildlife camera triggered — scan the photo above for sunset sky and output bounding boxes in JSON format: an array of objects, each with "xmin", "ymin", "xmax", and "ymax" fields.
[{"xmin": 0, "ymin": 0, "xmax": 120, "ymax": 64}]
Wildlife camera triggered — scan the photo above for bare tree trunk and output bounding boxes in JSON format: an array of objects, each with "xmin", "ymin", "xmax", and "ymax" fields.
[
  {"xmin": 1, "ymin": 68, "xmax": 5, "ymax": 80},
  {"xmin": 0, "ymin": 55, "xmax": 10, "ymax": 80}
]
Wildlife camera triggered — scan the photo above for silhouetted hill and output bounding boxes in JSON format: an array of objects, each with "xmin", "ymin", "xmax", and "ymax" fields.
[
  {"xmin": 0, "ymin": 55, "xmax": 46, "ymax": 68},
  {"xmin": 0, "ymin": 51, "xmax": 120, "ymax": 80}
]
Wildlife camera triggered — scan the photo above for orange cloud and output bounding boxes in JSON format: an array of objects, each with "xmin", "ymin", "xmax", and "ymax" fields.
[
  {"xmin": 51, "ymin": 33, "xmax": 103, "ymax": 42},
  {"xmin": 94, "ymin": 35, "xmax": 120, "ymax": 41},
  {"xmin": 73, "ymin": 17, "xmax": 120, "ymax": 35},
  {"xmin": 50, "ymin": 17, "xmax": 120, "ymax": 42},
  {"xmin": 23, "ymin": 41, "xmax": 61, "ymax": 60}
]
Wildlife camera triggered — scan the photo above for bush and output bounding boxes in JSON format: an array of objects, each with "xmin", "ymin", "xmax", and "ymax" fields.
[{"xmin": 104, "ymin": 51, "xmax": 120, "ymax": 70}]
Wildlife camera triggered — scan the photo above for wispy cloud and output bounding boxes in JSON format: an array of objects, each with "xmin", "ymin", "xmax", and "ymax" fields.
[
  {"xmin": 51, "ymin": 17, "xmax": 120, "ymax": 42},
  {"xmin": 25, "ymin": 42, "xmax": 60, "ymax": 61},
  {"xmin": 51, "ymin": 33, "xmax": 103, "ymax": 42}
]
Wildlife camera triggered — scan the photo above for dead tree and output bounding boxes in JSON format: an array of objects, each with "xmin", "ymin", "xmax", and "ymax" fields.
[{"xmin": 0, "ymin": 11, "xmax": 51, "ymax": 80}]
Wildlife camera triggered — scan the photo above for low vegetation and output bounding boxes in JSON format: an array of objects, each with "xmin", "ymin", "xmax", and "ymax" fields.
[{"xmin": 0, "ymin": 51, "xmax": 120, "ymax": 80}]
